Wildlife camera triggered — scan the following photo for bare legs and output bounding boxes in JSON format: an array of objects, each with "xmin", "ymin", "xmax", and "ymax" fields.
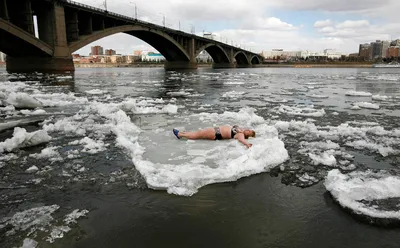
[{"xmin": 178, "ymin": 128, "xmax": 216, "ymax": 140}]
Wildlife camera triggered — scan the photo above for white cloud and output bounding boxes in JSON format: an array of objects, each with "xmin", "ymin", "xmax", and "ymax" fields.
[
  {"xmin": 336, "ymin": 20, "xmax": 370, "ymax": 29},
  {"xmin": 314, "ymin": 20, "xmax": 333, "ymax": 28},
  {"xmin": 240, "ymin": 17, "xmax": 298, "ymax": 31},
  {"xmin": 270, "ymin": 0, "xmax": 391, "ymax": 12}
]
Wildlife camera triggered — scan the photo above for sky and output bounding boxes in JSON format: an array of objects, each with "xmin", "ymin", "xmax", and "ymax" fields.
[{"xmin": 74, "ymin": 0, "xmax": 400, "ymax": 56}]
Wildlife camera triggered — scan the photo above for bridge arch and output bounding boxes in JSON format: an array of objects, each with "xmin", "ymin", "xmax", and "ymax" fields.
[
  {"xmin": 69, "ymin": 25, "xmax": 190, "ymax": 61},
  {"xmin": 234, "ymin": 51, "xmax": 250, "ymax": 65},
  {"xmin": 0, "ymin": 19, "xmax": 53, "ymax": 57},
  {"xmin": 195, "ymin": 44, "xmax": 231, "ymax": 64},
  {"xmin": 250, "ymin": 55, "xmax": 261, "ymax": 64}
]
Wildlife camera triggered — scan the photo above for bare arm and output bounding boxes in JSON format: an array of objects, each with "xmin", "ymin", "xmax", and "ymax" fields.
[{"xmin": 235, "ymin": 133, "xmax": 252, "ymax": 148}]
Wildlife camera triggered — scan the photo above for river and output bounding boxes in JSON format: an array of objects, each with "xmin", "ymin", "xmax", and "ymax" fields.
[{"xmin": 0, "ymin": 67, "xmax": 400, "ymax": 248}]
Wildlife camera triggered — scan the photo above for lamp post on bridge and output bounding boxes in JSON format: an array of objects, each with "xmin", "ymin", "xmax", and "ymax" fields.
[
  {"xmin": 189, "ymin": 24, "xmax": 195, "ymax": 34},
  {"xmin": 130, "ymin": 2, "xmax": 138, "ymax": 19},
  {"xmin": 159, "ymin": 13, "xmax": 166, "ymax": 27}
]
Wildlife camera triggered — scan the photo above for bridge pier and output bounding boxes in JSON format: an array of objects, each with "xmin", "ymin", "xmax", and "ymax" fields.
[
  {"xmin": 6, "ymin": 57, "xmax": 74, "ymax": 73},
  {"xmin": 164, "ymin": 61, "xmax": 198, "ymax": 70},
  {"xmin": 212, "ymin": 63, "xmax": 236, "ymax": 69}
]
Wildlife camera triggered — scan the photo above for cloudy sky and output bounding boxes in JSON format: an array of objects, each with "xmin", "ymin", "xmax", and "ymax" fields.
[{"xmin": 74, "ymin": 0, "xmax": 400, "ymax": 55}]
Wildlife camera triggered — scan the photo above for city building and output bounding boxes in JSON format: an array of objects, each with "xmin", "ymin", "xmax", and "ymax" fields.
[
  {"xmin": 91, "ymin": 45, "xmax": 104, "ymax": 56},
  {"xmin": 0, "ymin": 52, "xmax": 6, "ymax": 62},
  {"xmin": 391, "ymin": 39, "xmax": 400, "ymax": 47},
  {"xmin": 262, "ymin": 49, "xmax": 301, "ymax": 60},
  {"xmin": 387, "ymin": 46, "xmax": 400, "ymax": 58},
  {"xmin": 141, "ymin": 53, "xmax": 165, "ymax": 62},
  {"xmin": 105, "ymin": 49, "xmax": 116, "ymax": 56},
  {"xmin": 359, "ymin": 43, "xmax": 372, "ymax": 60},
  {"xmin": 371, "ymin": 40, "xmax": 384, "ymax": 59},
  {"xmin": 382, "ymin": 41, "xmax": 390, "ymax": 58}
]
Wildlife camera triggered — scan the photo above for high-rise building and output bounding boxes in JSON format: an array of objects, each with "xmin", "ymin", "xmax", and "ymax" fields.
[
  {"xmin": 91, "ymin": 46, "xmax": 104, "ymax": 55},
  {"xmin": 382, "ymin": 41, "xmax": 390, "ymax": 58},
  {"xmin": 0, "ymin": 52, "xmax": 6, "ymax": 62},
  {"xmin": 371, "ymin": 40, "xmax": 383, "ymax": 59},
  {"xmin": 359, "ymin": 43, "xmax": 372, "ymax": 60},
  {"xmin": 105, "ymin": 49, "xmax": 116, "ymax": 56}
]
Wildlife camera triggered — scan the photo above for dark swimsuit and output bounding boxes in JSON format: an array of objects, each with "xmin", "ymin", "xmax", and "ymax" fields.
[
  {"xmin": 215, "ymin": 125, "xmax": 239, "ymax": 140},
  {"xmin": 214, "ymin": 127, "xmax": 222, "ymax": 140}
]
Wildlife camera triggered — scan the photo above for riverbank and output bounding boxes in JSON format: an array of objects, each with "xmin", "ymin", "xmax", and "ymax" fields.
[
  {"xmin": 75, "ymin": 62, "xmax": 374, "ymax": 69},
  {"xmin": 258, "ymin": 63, "xmax": 373, "ymax": 68},
  {"xmin": 74, "ymin": 63, "xmax": 213, "ymax": 68}
]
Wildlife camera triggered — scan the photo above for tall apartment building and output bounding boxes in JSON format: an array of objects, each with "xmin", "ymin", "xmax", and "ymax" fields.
[
  {"xmin": 382, "ymin": 41, "xmax": 390, "ymax": 58},
  {"xmin": 105, "ymin": 49, "xmax": 116, "ymax": 56},
  {"xmin": 91, "ymin": 45, "xmax": 104, "ymax": 55},
  {"xmin": 359, "ymin": 43, "xmax": 372, "ymax": 60},
  {"xmin": 371, "ymin": 40, "xmax": 383, "ymax": 59}
]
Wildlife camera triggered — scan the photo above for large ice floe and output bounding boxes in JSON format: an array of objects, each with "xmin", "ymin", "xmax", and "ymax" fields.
[
  {"xmin": 0, "ymin": 127, "xmax": 51, "ymax": 153},
  {"xmin": 325, "ymin": 169, "xmax": 400, "ymax": 225},
  {"xmin": 275, "ymin": 105, "xmax": 326, "ymax": 117},
  {"xmin": 5, "ymin": 92, "xmax": 43, "ymax": 109},
  {"xmin": 345, "ymin": 91, "xmax": 372, "ymax": 97},
  {"xmin": 125, "ymin": 107, "xmax": 288, "ymax": 196}
]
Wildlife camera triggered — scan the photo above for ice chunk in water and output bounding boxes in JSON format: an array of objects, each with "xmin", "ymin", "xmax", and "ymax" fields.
[
  {"xmin": 6, "ymin": 92, "xmax": 43, "ymax": 109},
  {"xmin": 20, "ymin": 238, "xmax": 38, "ymax": 248},
  {"xmin": 325, "ymin": 169, "xmax": 400, "ymax": 220},
  {"xmin": 345, "ymin": 91, "xmax": 372, "ymax": 97},
  {"xmin": 0, "ymin": 127, "xmax": 51, "ymax": 154}
]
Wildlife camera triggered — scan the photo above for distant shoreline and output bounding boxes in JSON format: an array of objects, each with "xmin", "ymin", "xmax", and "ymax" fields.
[
  {"xmin": 0, "ymin": 62, "xmax": 376, "ymax": 70},
  {"xmin": 75, "ymin": 62, "xmax": 374, "ymax": 69},
  {"xmin": 258, "ymin": 63, "xmax": 373, "ymax": 68}
]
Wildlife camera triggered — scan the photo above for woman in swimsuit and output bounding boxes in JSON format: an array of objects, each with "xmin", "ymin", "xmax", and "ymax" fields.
[{"xmin": 172, "ymin": 125, "xmax": 256, "ymax": 148}]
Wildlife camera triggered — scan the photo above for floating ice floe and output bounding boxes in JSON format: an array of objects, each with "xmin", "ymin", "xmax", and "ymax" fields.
[
  {"xmin": 325, "ymin": 169, "xmax": 400, "ymax": 222},
  {"xmin": 264, "ymin": 98, "xmax": 289, "ymax": 103},
  {"xmin": 166, "ymin": 90, "xmax": 192, "ymax": 97},
  {"xmin": 0, "ymin": 127, "xmax": 51, "ymax": 154},
  {"xmin": 29, "ymin": 146, "xmax": 63, "ymax": 162},
  {"xmin": 345, "ymin": 91, "xmax": 372, "ymax": 97},
  {"xmin": 353, "ymin": 102, "xmax": 380, "ymax": 110},
  {"xmin": 276, "ymin": 105, "xmax": 326, "ymax": 117},
  {"xmin": 20, "ymin": 109, "xmax": 46, "ymax": 116},
  {"xmin": 372, "ymin": 95, "xmax": 391, "ymax": 101},
  {"xmin": 274, "ymin": 120, "xmax": 400, "ymax": 158},
  {"xmin": 136, "ymin": 126, "xmax": 289, "ymax": 196},
  {"xmin": 119, "ymin": 107, "xmax": 288, "ymax": 196},
  {"xmin": 223, "ymin": 81, "xmax": 245, "ymax": 85},
  {"xmin": 85, "ymin": 89, "xmax": 107, "ymax": 95},
  {"xmin": 121, "ymin": 98, "xmax": 178, "ymax": 114},
  {"xmin": 20, "ymin": 238, "xmax": 38, "ymax": 248},
  {"xmin": 222, "ymin": 91, "xmax": 245, "ymax": 98},
  {"xmin": 308, "ymin": 94, "xmax": 329, "ymax": 99},
  {"xmin": 6, "ymin": 92, "xmax": 43, "ymax": 109}
]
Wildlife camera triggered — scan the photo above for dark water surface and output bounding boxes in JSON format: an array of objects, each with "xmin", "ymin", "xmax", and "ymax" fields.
[{"xmin": 1, "ymin": 67, "xmax": 400, "ymax": 248}]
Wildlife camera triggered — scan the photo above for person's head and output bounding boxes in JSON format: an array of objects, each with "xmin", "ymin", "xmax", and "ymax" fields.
[{"xmin": 243, "ymin": 129, "xmax": 256, "ymax": 139}]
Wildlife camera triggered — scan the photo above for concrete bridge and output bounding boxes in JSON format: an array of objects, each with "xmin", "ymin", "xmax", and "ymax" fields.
[{"xmin": 0, "ymin": 0, "xmax": 264, "ymax": 72}]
